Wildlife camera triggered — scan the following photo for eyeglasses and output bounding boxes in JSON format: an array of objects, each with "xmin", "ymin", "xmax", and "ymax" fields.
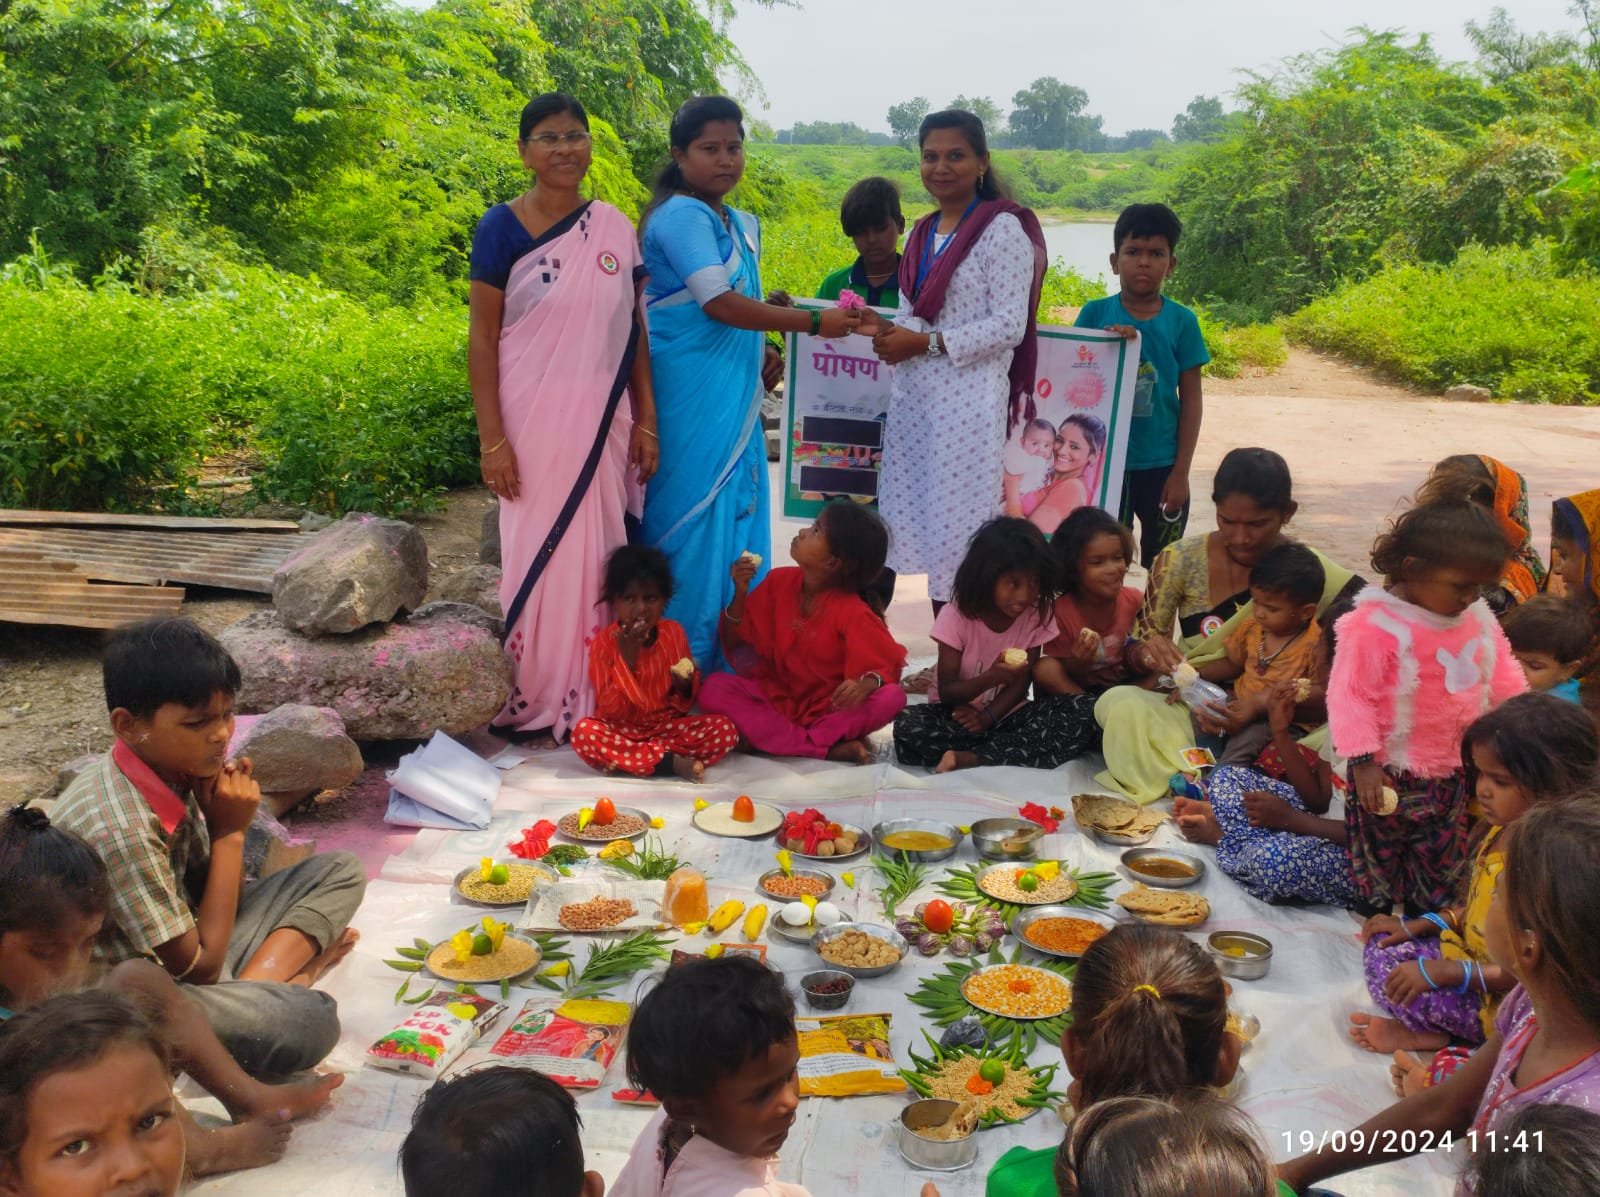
[{"xmin": 523, "ymin": 131, "xmax": 591, "ymax": 148}]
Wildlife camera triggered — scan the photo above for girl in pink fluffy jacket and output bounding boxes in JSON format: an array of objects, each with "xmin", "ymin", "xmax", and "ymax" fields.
[{"xmin": 1328, "ymin": 501, "xmax": 1527, "ymax": 913}]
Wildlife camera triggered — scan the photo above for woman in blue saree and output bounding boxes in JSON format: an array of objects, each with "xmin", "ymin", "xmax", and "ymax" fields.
[{"xmin": 639, "ymin": 96, "xmax": 861, "ymax": 666}]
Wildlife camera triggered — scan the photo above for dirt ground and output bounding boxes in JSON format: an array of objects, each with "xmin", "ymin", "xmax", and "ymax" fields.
[
  {"xmin": 3, "ymin": 348, "xmax": 1596, "ymax": 805},
  {"xmin": 0, "ymin": 491, "xmax": 497, "ymax": 806}
]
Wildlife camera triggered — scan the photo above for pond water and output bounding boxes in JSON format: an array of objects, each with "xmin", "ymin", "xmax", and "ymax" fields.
[{"xmin": 1041, "ymin": 221, "xmax": 1114, "ymax": 289}]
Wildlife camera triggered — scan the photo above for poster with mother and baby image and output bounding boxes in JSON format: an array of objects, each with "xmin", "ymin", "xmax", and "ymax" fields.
[{"xmin": 780, "ymin": 314, "xmax": 1137, "ymax": 532}]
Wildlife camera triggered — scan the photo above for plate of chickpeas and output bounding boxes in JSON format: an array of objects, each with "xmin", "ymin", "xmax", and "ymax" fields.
[{"xmin": 812, "ymin": 922, "xmax": 908, "ymax": 977}]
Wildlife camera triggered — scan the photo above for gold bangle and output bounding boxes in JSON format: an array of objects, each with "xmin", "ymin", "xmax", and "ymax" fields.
[
  {"xmin": 480, "ymin": 436, "xmax": 508, "ymax": 456},
  {"xmin": 637, "ymin": 426, "xmax": 658, "ymax": 439}
]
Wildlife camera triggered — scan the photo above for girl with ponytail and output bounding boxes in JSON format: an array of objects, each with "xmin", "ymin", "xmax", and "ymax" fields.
[{"xmin": 985, "ymin": 924, "xmax": 1241, "ymax": 1197}]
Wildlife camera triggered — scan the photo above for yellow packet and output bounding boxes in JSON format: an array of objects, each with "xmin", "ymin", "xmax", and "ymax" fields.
[{"xmin": 795, "ymin": 1013, "xmax": 907, "ymax": 1097}]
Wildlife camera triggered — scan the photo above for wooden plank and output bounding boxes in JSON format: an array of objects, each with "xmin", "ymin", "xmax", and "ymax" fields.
[
  {"xmin": 0, "ymin": 509, "xmax": 298, "ymax": 533},
  {"xmin": 0, "ymin": 577, "xmax": 185, "ymax": 630},
  {"xmin": 0, "ymin": 528, "xmax": 299, "ymax": 593}
]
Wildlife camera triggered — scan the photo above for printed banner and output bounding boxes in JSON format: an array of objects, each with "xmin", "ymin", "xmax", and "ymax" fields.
[
  {"xmin": 780, "ymin": 306, "xmax": 895, "ymax": 521},
  {"xmin": 782, "ymin": 310, "xmax": 1138, "ymax": 535}
]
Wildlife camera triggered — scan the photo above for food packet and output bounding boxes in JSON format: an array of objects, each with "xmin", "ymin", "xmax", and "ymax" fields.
[
  {"xmin": 367, "ymin": 991, "xmax": 505, "ymax": 1078},
  {"xmin": 487, "ymin": 998, "xmax": 630, "ymax": 1089},
  {"xmin": 795, "ymin": 1013, "xmax": 907, "ymax": 1097}
]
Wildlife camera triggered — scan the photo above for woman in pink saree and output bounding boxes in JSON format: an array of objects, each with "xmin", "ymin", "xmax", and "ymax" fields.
[{"xmin": 468, "ymin": 93, "xmax": 658, "ymax": 742}]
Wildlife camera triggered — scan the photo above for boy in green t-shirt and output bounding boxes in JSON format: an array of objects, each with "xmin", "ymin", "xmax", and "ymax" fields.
[
  {"xmin": 1075, "ymin": 202, "xmax": 1209, "ymax": 566},
  {"xmin": 815, "ymin": 176, "xmax": 903, "ymax": 308}
]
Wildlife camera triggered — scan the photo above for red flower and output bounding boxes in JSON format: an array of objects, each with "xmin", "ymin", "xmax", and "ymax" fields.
[
  {"xmin": 1018, "ymin": 802, "xmax": 1059, "ymax": 833},
  {"xmin": 508, "ymin": 818, "xmax": 558, "ymax": 859}
]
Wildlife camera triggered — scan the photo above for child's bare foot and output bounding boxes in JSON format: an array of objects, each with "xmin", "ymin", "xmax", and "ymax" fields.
[
  {"xmin": 671, "ymin": 754, "xmax": 706, "ymax": 783},
  {"xmin": 934, "ymin": 750, "xmax": 978, "ymax": 774},
  {"xmin": 186, "ymin": 1113, "xmax": 294, "ymax": 1176},
  {"xmin": 1348, "ymin": 1011, "xmax": 1450, "ymax": 1054},
  {"xmin": 290, "ymin": 929, "xmax": 359, "ymax": 987},
  {"xmin": 1390, "ymin": 1050, "xmax": 1430, "ymax": 1098},
  {"xmin": 1172, "ymin": 797, "xmax": 1222, "ymax": 846},
  {"xmin": 827, "ymin": 738, "xmax": 873, "ymax": 766},
  {"xmin": 902, "ymin": 666, "xmax": 934, "ymax": 695},
  {"xmin": 230, "ymin": 1071, "xmax": 342, "ymax": 1123}
]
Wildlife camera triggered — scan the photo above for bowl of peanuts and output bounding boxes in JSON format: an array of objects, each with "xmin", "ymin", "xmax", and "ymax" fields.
[
  {"xmin": 757, "ymin": 868, "xmax": 836, "ymax": 903},
  {"xmin": 812, "ymin": 922, "xmax": 908, "ymax": 977}
]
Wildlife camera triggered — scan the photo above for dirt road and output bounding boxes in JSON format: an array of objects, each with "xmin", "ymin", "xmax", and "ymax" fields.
[{"xmin": 2, "ymin": 348, "xmax": 1595, "ymax": 804}]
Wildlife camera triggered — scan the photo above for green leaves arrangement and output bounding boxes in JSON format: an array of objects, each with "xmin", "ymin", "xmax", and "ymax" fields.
[
  {"xmin": 542, "ymin": 844, "xmax": 591, "ymax": 875},
  {"xmin": 382, "ymin": 929, "xmax": 671, "ymax": 1005},
  {"xmin": 908, "ymin": 943, "xmax": 1076, "ymax": 1055},
  {"xmin": 605, "ymin": 836, "xmax": 683, "ymax": 882},
  {"xmin": 899, "ymin": 1030, "xmax": 1068, "ymax": 1128},
  {"xmin": 872, "ymin": 851, "xmax": 929, "ymax": 919},
  {"xmin": 563, "ymin": 932, "xmax": 674, "ymax": 1000},
  {"xmin": 934, "ymin": 864, "xmax": 1117, "ymax": 925},
  {"xmin": 384, "ymin": 936, "xmax": 525, "ymax": 1003}
]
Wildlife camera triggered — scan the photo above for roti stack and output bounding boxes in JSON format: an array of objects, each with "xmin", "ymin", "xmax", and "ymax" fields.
[
  {"xmin": 1072, "ymin": 793, "xmax": 1166, "ymax": 840},
  {"xmin": 1115, "ymin": 882, "xmax": 1210, "ymax": 927}
]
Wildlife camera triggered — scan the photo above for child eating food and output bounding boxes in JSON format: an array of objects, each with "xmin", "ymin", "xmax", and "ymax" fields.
[
  {"xmin": 701, "ymin": 501, "xmax": 906, "ymax": 766},
  {"xmin": 570, "ymin": 545, "xmax": 739, "ymax": 783}
]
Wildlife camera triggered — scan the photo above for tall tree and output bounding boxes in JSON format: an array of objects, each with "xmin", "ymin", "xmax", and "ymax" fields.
[
  {"xmin": 946, "ymin": 94, "xmax": 1003, "ymax": 130},
  {"xmin": 1007, "ymin": 77, "xmax": 1091, "ymax": 149},
  {"xmin": 887, "ymin": 96, "xmax": 930, "ymax": 144},
  {"xmin": 1170, "ymin": 96, "xmax": 1229, "ymax": 142}
]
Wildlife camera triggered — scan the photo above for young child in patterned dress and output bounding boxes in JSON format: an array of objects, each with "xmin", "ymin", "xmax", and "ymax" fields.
[
  {"xmin": 1352, "ymin": 694, "xmax": 1596, "ymax": 1058},
  {"xmin": 894, "ymin": 517, "xmax": 1103, "ymax": 773},
  {"xmin": 1279, "ymin": 797, "xmax": 1600, "ymax": 1194},
  {"xmin": 570, "ymin": 546, "xmax": 739, "ymax": 783},
  {"xmin": 1328, "ymin": 501, "xmax": 1527, "ymax": 913}
]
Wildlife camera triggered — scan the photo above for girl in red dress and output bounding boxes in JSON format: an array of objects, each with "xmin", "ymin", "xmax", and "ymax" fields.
[
  {"xmin": 570, "ymin": 547, "xmax": 739, "ymax": 783},
  {"xmin": 700, "ymin": 502, "xmax": 907, "ymax": 765}
]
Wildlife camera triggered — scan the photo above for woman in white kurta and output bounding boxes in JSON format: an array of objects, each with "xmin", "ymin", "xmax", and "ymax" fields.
[{"xmin": 868, "ymin": 109, "xmax": 1047, "ymax": 605}]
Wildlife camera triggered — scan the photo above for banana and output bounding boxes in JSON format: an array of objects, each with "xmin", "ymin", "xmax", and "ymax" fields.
[
  {"xmin": 706, "ymin": 900, "xmax": 745, "ymax": 933},
  {"xmin": 742, "ymin": 903, "xmax": 768, "ymax": 941}
]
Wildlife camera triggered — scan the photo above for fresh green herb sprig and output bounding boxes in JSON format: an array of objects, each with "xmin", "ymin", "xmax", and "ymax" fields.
[
  {"xmin": 541, "ymin": 844, "xmax": 590, "ymax": 874},
  {"xmin": 605, "ymin": 835, "xmax": 683, "ymax": 882},
  {"xmin": 565, "ymin": 931, "xmax": 674, "ymax": 1000},
  {"xmin": 873, "ymin": 851, "xmax": 929, "ymax": 919}
]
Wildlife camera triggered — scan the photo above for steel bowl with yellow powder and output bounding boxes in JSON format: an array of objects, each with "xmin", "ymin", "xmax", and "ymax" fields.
[
  {"xmin": 453, "ymin": 861, "xmax": 554, "ymax": 907},
  {"xmin": 425, "ymin": 933, "xmax": 542, "ymax": 984}
]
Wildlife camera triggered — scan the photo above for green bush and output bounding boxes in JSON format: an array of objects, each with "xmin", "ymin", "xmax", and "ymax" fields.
[
  {"xmin": 1196, "ymin": 311, "xmax": 1288, "ymax": 379},
  {"xmin": 249, "ymin": 304, "xmax": 475, "ymax": 515},
  {"xmin": 1285, "ymin": 241, "xmax": 1600, "ymax": 403},
  {"xmin": 0, "ymin": 277, "xmax": 213, "ymax": 509},
  {"xmin": 0, "ymin": 262, "xmax": 476, "ymax": 515}
]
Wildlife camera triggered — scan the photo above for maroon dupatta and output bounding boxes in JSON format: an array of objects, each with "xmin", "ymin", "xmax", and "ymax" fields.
[{"xmin": 898, "ymin": 198, "xmax": 1047, "ymax": 433}]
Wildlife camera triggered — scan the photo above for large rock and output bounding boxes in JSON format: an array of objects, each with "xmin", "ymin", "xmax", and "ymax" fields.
[
  {"xmin": 272, "ymin": 512, "xmax": 430, "ymax": 636},
  {"xmin": 230, "ymin": 704, "xmax": 363, "ymax": 806},
  {"xmin": 479, "ymin": 502, "xmax": 501, "ymax": 566},
  {"xmin": 1445, "ymin": 383, "xmax": 1493, "ymax": 402},
  {"xmin": 433, "ymin": 563, "xmax": 503, "ymax": 620},
  {"xmin": 219, "ymin": 605, "xmax": 511, "ymax": 741}
]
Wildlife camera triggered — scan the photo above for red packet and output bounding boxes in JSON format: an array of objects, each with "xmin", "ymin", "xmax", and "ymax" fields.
[{"xmin": 488, "ymin": 998, "xmax": 629, "ymax": 1089}]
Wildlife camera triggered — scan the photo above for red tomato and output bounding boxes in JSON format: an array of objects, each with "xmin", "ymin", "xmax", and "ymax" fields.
[
  {"xmin": 922, "ymin": 899, "xmax": 954, "ymax": 935},
  {"xmin": 732, "ymin": 795, "xmax": 756, "ymax": 823},
  {"xmin": 593, "ymin": 797, "xmax": 616, "ymax": 826}
]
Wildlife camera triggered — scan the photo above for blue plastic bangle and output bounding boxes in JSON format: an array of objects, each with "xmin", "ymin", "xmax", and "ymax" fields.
[
  {"xmin": 1421, "ymin": 912, "xmax": 1452, "ymax": 936},
  {"xmin": 1457, "ymin": 961, "xmax": 1476, "ymax": 995},
  {"xmin": 1417, "ymin": 958, "xmax": 1439, "ymax": 990}
]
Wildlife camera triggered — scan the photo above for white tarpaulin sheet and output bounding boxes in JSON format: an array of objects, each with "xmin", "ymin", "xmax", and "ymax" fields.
[{"xmin": 189, "ymin": 744, "xmax": 1457, "ymax": 1196}]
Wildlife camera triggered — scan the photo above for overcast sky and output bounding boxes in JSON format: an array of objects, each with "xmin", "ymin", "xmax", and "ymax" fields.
[{"xmin": 724, "ymin": 0, "xmax": 1582, "ymax": 135}]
